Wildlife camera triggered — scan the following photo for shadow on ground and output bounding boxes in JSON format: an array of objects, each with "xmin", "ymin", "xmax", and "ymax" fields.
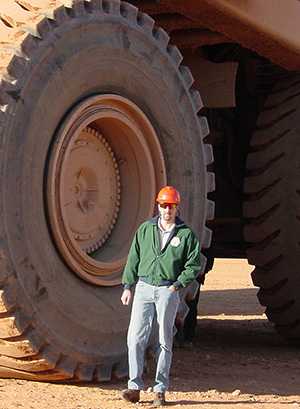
[
  {"xmin": 199, "ymin": 288, "xmax": 264, "ymax": 316},
  {"xmin": 168, "ymin": 315, "xmax": 299, "ymax": 396},
  {"xmin": 100, "ymin": 288, "xmax": 299, "ymax": 400}
]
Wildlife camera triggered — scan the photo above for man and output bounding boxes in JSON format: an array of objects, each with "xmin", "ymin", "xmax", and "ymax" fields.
[{"xmin": 121, "ymin": 186, "xmax": 201, "ymax": 406}]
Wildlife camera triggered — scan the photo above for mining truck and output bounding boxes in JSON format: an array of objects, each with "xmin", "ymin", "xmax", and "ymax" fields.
[{"xmin": 0, "ymin": 0, "xmax": 299, "ymax": 381}]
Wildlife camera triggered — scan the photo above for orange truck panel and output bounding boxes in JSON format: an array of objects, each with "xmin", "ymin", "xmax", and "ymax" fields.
[{"xmin": 165, "ymin": 0, "xmax": 300, "ymax": 69}]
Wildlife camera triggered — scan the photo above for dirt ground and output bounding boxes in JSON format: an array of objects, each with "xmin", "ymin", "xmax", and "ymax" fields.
[{"xmin": 0, "ymin": 259, "xmax": 299, "ymax": 409}]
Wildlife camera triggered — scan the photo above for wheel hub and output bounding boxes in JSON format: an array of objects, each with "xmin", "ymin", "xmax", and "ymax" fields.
[
  {"xmin": 46, "ymin": 94, "xmax": 166, "ymax": 286},
  {"xmin": 63, "ymin": 127, "xmax": 120, "ymax": 254}
]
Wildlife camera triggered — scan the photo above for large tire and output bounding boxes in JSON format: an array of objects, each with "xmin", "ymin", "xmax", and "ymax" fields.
[
  {"xmin": 243, "ymin": 73, "xmax": 300, "ymax": 339},
  {"xmin": 0, "ymin": 0, "xmax": 214, "ymax": 380}
]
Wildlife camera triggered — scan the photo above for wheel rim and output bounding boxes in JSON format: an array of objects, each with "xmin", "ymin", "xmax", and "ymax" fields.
[{"xmin": 47, "ymin": 94, "xmax": 166, "ymax": 286}]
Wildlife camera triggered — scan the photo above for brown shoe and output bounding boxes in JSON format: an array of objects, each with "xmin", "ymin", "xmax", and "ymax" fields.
[
  {"xmin": 121, "ymin": 389, "xmax": 140, "ymax": 403},
  {"xmin": 153, "ymin": 392, "xmax": 166, "ymax": 406}
]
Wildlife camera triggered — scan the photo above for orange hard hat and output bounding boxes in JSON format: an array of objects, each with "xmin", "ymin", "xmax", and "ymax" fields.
[{"xmin": 156, "ymin": 186, "xmax": 181, "ymax": 205}]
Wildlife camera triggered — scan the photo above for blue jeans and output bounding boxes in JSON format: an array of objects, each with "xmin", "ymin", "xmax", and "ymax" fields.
[{"xmin": 127, "ymin": 280, "xmax": 180, "ymax": 392}]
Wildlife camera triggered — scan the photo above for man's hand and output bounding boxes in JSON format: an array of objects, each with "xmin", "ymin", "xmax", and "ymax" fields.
[
  {"xmin": 121, "ymin": 289, "xmax": 132, "ymax": 305},
  {"xmin": 168, "ymin": 285, "xmax": 177, "ymax": 292}
]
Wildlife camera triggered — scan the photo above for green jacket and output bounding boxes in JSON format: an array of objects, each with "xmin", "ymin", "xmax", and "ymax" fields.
[{"xmin": 122, "ymin": 216, "xmax": 201, "ymax": 289}]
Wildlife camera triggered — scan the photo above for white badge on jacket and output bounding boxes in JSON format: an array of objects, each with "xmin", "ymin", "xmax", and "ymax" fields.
[{"xmin": 170, "ymin": 236, "xmax": 180, "ymax": 247}]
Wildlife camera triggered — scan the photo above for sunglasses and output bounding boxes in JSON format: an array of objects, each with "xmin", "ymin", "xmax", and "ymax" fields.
[{"xmin": 159, "ymin": 203, "xmax": 177, "ymax": 209}]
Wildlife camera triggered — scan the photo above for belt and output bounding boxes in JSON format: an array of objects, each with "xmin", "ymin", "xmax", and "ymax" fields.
[{"xmin": 139, "ymin": 277, "xmax": 174, "ymax": 287}]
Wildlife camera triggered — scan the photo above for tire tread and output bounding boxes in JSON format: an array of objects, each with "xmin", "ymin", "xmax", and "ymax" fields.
[{"xmin": 244, "ymin": 75, "xmax": 300, "ymax": 339}]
